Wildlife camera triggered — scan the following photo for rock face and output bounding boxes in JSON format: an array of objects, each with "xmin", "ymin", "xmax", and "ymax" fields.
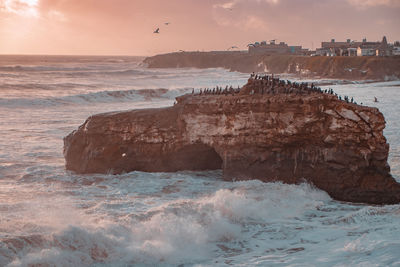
[
  {"xmin": 143, "ymin": 52, "xmax": 400, "ymax": 80},
  {"xmin": 64, "ymin": 80, "xmax": 400, "ymax": 204}
]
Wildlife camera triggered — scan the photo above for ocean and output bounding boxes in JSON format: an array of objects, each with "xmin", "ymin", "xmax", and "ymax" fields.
[{"xmin": 0, "ymin": 55, "xmax": 399, "ymax": 267}]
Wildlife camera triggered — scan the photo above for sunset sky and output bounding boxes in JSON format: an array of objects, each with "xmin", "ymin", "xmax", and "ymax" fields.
[{"xmin": 1, "ymin": 0, "xmax": 399, "ymax": 56}]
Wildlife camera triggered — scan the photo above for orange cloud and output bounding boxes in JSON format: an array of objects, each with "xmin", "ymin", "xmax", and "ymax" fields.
[
  {"xmin": 348, "ymin": 0, "xmax": 400, "ymax": 7},
  {"xmin": 1, "ymin": 0, "xmax": 39, "ymax": 17}
]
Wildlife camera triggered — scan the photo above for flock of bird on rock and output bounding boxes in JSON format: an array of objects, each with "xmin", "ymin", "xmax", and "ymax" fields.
[
  {"xmin": 191, "ymin": 73, "xmax": 364, "ymax": 105},
  {"xmin": 192, "ymin": 86, "xmax": 241, "ymax": 96}
]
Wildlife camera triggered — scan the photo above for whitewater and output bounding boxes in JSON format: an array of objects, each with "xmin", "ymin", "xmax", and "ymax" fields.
[{"xmin": 0, "ymin": 55, "xmax": 399, "ymax": 267}]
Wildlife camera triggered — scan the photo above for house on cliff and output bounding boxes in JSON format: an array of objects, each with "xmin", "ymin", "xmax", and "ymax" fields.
[
  {"xmin": 393, "ymin": 42, "xmax": 400, "ymax": 56},
  {"xmin": 357, "ymin": 37, "xmax": 392, "ymax": 56},
  {"xmin": 318, "ymin": 36, "xmax": 394, "ymax": 57},
  {"xmin": 317, "ymin": 39, "xmax": 361, "ymax": 56},
  {"xmin": 248, "ymin": 40, "xmax": 308, "ymax": 55}
]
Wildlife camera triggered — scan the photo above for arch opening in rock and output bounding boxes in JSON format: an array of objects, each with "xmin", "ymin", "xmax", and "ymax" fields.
[{"xmin": 170, "ymin": 143, "xmax": 223, "ymax": 171}]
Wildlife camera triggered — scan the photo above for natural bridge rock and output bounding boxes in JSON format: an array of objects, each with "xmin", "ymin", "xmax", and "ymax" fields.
[{"xmin": 64, "ymin": 80, "xmax": 400, "ymax": 204}]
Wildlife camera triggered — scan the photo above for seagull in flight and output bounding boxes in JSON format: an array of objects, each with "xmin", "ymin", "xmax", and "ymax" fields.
[
  {"xmin": 153, "ymin": 28, "xmax": 160, "ymax": 34},
  {"xmin": 165, "ymin": 22, "xmax": 170, "ymax": 25}
]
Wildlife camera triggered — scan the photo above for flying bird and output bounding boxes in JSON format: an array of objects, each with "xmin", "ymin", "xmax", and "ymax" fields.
[
  {"xmin": 153, "ymin": 28, "xmax": 160, "ymax": 34},
  {"xmin": 165, "ymin": 22, "xmax": 170, "ymax": 25},
  {"xmin": 227, "ymin": 46, "xmax": 239, "ymax": 50}
]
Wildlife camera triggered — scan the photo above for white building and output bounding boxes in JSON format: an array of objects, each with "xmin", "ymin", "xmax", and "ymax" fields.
[
  {"xmin": 357, "ymin": 46, "xmax": 376, "ymax": 56},
  {"xmin": 392, "ymin": 46, "xmax": 400, "ymax": 56}
]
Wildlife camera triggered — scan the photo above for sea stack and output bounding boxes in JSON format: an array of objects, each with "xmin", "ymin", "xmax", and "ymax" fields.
[{"xmin": 64, "ymin": 77, "xmax": 400, "ymax": 204}]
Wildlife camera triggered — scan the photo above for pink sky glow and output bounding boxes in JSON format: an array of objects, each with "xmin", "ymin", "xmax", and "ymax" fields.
[{"xmin": 0, "ymin": 0, "xmax": 399, "ymax": 56}]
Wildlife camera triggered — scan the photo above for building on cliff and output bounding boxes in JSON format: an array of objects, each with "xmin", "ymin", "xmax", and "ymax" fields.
[
  {"xmin": 317, "ymin": 39, "xmax": 361, "ymax": 56},
  {"xmin": 248, "ymin": 40, "xmax": 308, "ymax": 55},
  {"xmin": 393, "ymin": 42, "xmax": 400, "ymax": 56},
  {"xmin": 317, "ymin": 36, "xmax": 395, "ymax": 57}
]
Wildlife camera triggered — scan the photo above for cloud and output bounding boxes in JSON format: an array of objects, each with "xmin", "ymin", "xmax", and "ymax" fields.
[
  {"xmin": 259, "ymin": 0, "xmax": 279, "ymax": 4},
  {"xmin": 212, "ymin": 0, "xmax": 278, "ymax": 28},
  {"xmin": 212, "ymin": 11, "xmax": 268, "ymax": 32},
  {"xmin": 213, "ymin": 0, "xmax": 238, "ymax": 10},
  {"xmin": 214, "ymin": 0, "xmax": 279, "ymax": 10},
  {"xmin": 46, "ymin": 9, "xmax": 67, "ymax": 22},
  {"xmin": 1, "ymin": 0, "xmax": 39, "ymax": 17},
  {"xmin": 221, "ymin": 1, "xmax": 236, "ymax": 9},
  {"xmin": 347, "ymin": 0, "xmax": 400, "ymax": 7},
  {"xmin": 244, "ymin": 15, "xmax": 269, "ymax": 30}
]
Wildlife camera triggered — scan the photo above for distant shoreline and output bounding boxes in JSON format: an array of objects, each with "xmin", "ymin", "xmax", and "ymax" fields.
[{"xmin": 144, "ymin": 52, "xmax": 400, "ymax": 81}]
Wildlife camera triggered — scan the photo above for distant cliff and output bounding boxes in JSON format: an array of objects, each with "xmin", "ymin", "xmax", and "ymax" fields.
[
  {"xmin": 143, "ymin": 52, "xmax": 400, "ymax": 80},
  {"xmin": 64, "ymin": 78, "xmax": 400, "ymax": 204}
]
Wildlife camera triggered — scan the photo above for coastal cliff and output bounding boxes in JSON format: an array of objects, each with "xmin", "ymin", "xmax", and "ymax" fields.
[
  {"xmin": 64, "ymin": 78, "xmax": 400, "ymax": 204},
  {"xmin": 143, "ymin": 52, "xmax": 400, "ymax": 80}
]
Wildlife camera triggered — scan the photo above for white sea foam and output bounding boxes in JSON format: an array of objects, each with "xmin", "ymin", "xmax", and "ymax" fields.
[
  {"xmin": 2, "ymin": 175, "xmax": 399, "ymax": 266},
  {"xmin": 0, "ymin": 178, "xmax": 332, "ymax": 266}
]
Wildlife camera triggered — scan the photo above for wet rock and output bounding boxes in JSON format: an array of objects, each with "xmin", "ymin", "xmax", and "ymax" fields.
[{"xmin": 64, "ymin": 82, "xmax": 400, "ymax": 205}]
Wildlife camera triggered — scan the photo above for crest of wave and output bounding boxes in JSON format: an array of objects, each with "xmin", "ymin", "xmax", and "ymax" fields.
[{"xmin": 5, "ymin": 181, "xmax": 330, "ymax": 266}]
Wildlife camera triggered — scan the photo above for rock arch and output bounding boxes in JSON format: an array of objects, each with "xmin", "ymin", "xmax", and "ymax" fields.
[{"xmin": 167, "ymin": 143, "xmax": 223, "ymax": 171}]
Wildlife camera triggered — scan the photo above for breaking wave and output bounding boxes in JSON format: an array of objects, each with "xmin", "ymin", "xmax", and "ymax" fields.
[
  {"xmin": 0, "ymin": 88, "xmax": 191, "ymax": 108},
  {"xmin": 0, "ymin": 179, "xmax": 333, "ymax": 266},
  {"xmin": 3, "ymin": 174, "xmax": 399, "ymax": 266},
  {"xmin": 0, "ymin": 65, "xmax": 94, "ymax": 72}
]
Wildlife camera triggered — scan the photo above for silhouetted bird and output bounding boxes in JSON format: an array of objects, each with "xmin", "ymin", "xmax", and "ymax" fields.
[
  {"xmin": 165, "ymin": 22, "xmax": 170, "ymax": 25},
  {"xmin": 153, "ymin": 28, "xmax": 160, "ymax": 34}
]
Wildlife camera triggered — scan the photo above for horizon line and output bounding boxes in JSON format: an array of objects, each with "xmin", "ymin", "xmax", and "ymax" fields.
[{"xmin": 0, "ymin": 53, "xmax": 150, "ymax": 57}]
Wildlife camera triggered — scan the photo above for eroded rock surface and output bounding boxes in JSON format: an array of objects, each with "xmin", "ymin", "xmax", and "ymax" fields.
[
  {"xmin": 64, "ymin": 80, "xmax": 400, "ymax": 204},
  {"xmin": 144, "ymin": 52, "xmax": 400, "ymax": 80}
]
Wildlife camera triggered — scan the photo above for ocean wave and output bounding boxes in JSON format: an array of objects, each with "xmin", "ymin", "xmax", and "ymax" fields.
[
  {"xmin": 63, "ymin": 88, "xmax": 189, "ymax": 103},
  {"xmin": 0, "ymin": 82, "xmax": 98, "ymax": 91},
  {"xmin": 0, "ymin": 64, "xmax": 247, "ymax": 80},
  {"xmin": 0, "ymin": 88, "xmax": 191, "ymax": 108},
  {"xmin": 57, "ymin": 68, "xmax": 236, "ymax": 79},
  {"xmin": 0, "ymin": 73, "xmax": 21, "ymax": 78},
  {"xmin": 59, "ymin": 69, "xmax": 157, "ymax": 78},
  {"xmin": 0, "ymin": 180, "xmax": 331, "ymax": 266},
  {"xmin": 0, "ymin": 65, "xmax": 93, "ymax": 72},
  {"xmin": 0, "ymin": 62, "xmax": 144, "ymax": 74},
  {"xmin": 1, "ymin": 169, "xmax": 400, "ymax": 266},
  {"xmin": 0, "ymin": 65, "xmax": 163, "ymax": 77}
]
